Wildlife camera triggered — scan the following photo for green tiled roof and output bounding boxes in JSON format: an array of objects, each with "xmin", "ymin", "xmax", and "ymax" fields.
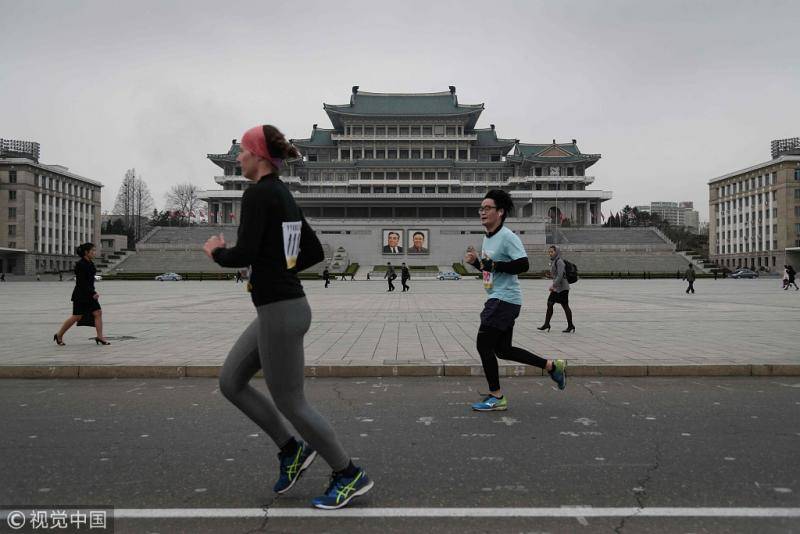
[
  {"xmin": 291, "ymin": 129, "xmax": 335, "ymax": 147},
  {"xmin": 324, "ymin": 89, "xmax": 484, "ymax": 130},
  {"xmin": 512, "ymin": 142, "xmax": 601, "ymax": 166},
  {"xmin": 474, "ymin": 128, "xmax": 517, "ymax": 148},
  {"xmin": 207, "ymin": 139, "xmax": 241, "ymax": 167}
]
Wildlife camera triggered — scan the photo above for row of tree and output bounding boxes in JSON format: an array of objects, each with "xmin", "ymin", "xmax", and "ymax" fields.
[{"xmin": 108, "ymin": 169, "xmax": 205, "ymax": 247}]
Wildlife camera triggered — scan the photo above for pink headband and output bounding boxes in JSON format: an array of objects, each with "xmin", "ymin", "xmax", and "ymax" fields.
[{"xmin": 240, "ymin": 126, "xmax": 283, "ymax": 170}]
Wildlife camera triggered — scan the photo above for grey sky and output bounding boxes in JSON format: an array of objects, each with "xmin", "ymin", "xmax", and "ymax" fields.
[{"xmin": 2, "ymin": 0, "xmax": 798, "ymax": 221}]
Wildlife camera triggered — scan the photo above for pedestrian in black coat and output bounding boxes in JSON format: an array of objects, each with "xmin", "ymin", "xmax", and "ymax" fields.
[{"xmin": 53, "ymin": 243, "xmax": 110, "ymax": 346}]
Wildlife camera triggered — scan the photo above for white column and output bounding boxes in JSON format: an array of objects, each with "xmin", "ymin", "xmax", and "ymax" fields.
[{"xmin": 38, "ymin": 188, "xmax": 43, "ymax": 253}]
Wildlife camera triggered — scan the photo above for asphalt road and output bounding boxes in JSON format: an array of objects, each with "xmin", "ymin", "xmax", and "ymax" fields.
[{"xmin": 1, "ymin": 376, "xmax": 799, "ymax": 533}]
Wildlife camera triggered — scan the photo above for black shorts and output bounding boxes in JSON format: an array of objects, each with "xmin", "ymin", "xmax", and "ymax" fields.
[
  {"xmin": 548, "ymin": 290, "xmax": 570, "ymax": 305},
  {"xmin": 480, "ymin": 298, "xmax": 521, "ymax": 331}
]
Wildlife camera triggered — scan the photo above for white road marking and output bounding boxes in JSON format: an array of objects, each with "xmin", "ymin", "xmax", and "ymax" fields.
[{"xmin": 46, "ymin": 507, "xmax": 800, "ymax": 519}]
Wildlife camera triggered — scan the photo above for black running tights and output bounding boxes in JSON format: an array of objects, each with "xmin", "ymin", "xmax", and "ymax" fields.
[{"xmin": 477, "ymin": 325, "xmax": 548, "ymax": 392}]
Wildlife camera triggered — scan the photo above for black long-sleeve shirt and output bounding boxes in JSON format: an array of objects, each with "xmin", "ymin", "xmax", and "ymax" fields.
[
  {"xmin": 212, "ymin": 174, "xmax": 321, "ymax": 306},
  {"xmin": 71, "ymin": 258, "xmax": 96, "ymax": 302}
]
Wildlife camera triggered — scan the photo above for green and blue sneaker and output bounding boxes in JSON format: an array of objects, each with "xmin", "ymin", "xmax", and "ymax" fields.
[
  {"xmin": 549, "ymin": 359, "xmax": 567, "ymax": 390},
  {"xmin": 311, "ymin": 468, "xmax": 374, "ymax": 509},
  {"xmin": 471, "ymin": 395, "xmax": 508, "ymax": 411},
  {"xmin": 273, "ymin": 441, "xmax": 317, "ymax": 494}
]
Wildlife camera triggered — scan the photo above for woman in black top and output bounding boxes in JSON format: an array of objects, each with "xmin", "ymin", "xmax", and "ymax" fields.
[
  {"xmin": 203, "ymin": 125, "xmax": 372, "ymax": 510},
  {"xmin": 53, "ymin": 242, "xmax": 110, "ymax": 345}
]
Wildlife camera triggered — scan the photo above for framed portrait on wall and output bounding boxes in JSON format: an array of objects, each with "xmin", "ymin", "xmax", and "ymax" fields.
[
  {"xmin": 407, "ymin": 229, "xmax": 429, "ymax": 254},
  {"xmin": 382, "ymin": 230, "xmax": 404, "ymax": 254}
]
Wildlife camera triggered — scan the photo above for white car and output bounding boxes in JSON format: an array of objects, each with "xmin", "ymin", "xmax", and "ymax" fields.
[{"xmin": 155, "ymin": 272, "xmax": 182, "ymax": 281}]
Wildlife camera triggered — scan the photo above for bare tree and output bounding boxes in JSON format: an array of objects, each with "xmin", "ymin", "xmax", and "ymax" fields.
[
  {"xmin": 165, "ymin": 183, "xmax": 206, "ymax": 225},
  {"xmin": 112, "ymin": 169, "xmax": 154, "ymax": 242}
]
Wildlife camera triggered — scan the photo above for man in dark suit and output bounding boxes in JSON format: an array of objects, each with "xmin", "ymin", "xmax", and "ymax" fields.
[
  {"xmin": 408, "ymin": 231, "xmax": 428, "ymax": 254},
  {"xmin": 382, "ymin": 231, "xmax": 403, "ymax": 254}
]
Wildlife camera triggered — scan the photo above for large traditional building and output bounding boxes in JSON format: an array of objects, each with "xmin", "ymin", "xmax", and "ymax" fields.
[
  {"xmin": 709, "ymin": 143, "xmax": 800, "ymax": 271},
  {"xmin": 0, "ymin": 140, "xmax": 102, "ymax": 275},
  {"xmin": 200, "ymin": 87, "xmax": 613, "ymax": 266}
]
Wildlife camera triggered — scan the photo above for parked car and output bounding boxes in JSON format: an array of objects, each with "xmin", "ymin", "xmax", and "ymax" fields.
[
  {"xmin": 730, "ymin": 268, "xmax": 759, "ymax": 279},
  {"xmin": 155, "ymin": 272, "xmax": 182, "ymax": 281},
  {"xmin": 437, "ymin": 271, "xmax": 462, "ymax": 280}
]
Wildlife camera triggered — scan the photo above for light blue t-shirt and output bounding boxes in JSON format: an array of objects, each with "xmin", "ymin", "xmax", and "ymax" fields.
[{"xmin": 480, "ymin": 226, "xmax": 527, "ymax": 305}]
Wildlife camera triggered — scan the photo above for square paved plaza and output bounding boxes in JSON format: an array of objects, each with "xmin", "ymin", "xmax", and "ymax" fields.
[{"xmin": 0, "ymin": 277, "xmax": 798, "ymax": 368}]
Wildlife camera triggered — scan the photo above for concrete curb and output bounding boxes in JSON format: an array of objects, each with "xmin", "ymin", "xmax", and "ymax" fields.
[{"xmin": 0, "ymin": 364, "xmax": 799, "ymax": 379}]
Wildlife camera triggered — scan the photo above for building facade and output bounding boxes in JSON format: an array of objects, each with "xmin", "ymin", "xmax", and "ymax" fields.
[
  {"xmin": 200, "ymin": 87, "xmax": 613, "ymax": 266},
  {"xmin": 0, "ymin": 142, "xmax": 102, "ymax": 275},
  {"xmin": 771, "ymin": 137, "xmax": 800, "ymax": 159},
  {"xmin": 708, "ymin": 153, "xmax": 800, "ymax": 271},
  {"xmin": 636, "ymin": 201, "xmax": 700, "ymax": 232}
]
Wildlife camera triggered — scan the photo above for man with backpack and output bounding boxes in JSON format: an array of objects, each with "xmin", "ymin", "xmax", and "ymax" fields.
[
  {"xmin": 538, "ymin": 245, "xmax": 576, "ymax": 333},
  {"xmin": 400, "ymin": 263, "xmax": 411, "ymax": 292}
]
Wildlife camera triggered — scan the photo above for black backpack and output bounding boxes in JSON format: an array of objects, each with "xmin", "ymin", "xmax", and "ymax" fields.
[{"xmin": 563, "ymin": 259, "xmax": 579, "ymax": 284}]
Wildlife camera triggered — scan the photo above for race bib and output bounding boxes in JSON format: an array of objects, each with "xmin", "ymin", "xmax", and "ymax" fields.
[
  {"xmin": 482, "ymin": 270, "xmax": 493, "ymax": 289},
  {"xmin": 282, "ymin": 221, "xmax": 302, "ymax": 269}
]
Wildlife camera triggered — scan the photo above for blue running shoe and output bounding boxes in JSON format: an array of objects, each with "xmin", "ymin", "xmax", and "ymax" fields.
[
  {"xmin": 549, "ymin": 359, "xmax": 567, "ymax": 390},
  {"xmin": 471, "ymin": 395, "xmax": 508, "ymax": 411},
  {"xmin": 311, "ymin": 468, "xmax": 374, "ymax": 510},
  {"xmin": 273, "ymin": 441, "xmax": 317, "ymax": 494}
]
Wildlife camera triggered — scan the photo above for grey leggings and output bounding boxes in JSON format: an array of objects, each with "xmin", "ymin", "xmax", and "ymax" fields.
[{"xmin": 219, "ymin": 297, "xmax": 349, "ymax": 471}]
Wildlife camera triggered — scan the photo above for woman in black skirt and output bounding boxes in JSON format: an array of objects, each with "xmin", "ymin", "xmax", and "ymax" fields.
[{"xmin": 53, "ymin": 242, "xmax": 110, "ymax": 345}]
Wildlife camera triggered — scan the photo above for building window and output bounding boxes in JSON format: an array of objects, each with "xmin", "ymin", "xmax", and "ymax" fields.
[
  {"xmin": 795, "ymin": 189, "xmax": 800, "ymax": 199},
  {"xmin": 490, "ymin": 154, "xmax": 501, "ymax": 162},
  {"xmin": 795, "ymin": 207, "xmax": 800, "ymax": 217},
  {"xmin": 458, "ymin": 149, "xmax": 468, "ymax": 160},
  {"xmin": 410, "ymin": 126, "xmax": 420, "ymax": 136},
  {"xmin": 387, "ymin": 149, "xmax": 398, "ymax": 159},
  {"xmin": 423, "ymin": 149, "xmax": 432, "ymax": 159},
  {"xmin": 376, "ymin": 126, "xmax": 386, "ymax": 136},
  {"xmin": 795, "ymin": 169, "xmax": 800, "ymax": 181},
  {"xmin": 796, "ymin": 224, "xmax": 800, "ymax": 234},
  {"xmin": 411, "ymin": 149, "xmax": 421, "ymax": 159},
  {"xmin": 387, "ymin": 126, "xmax": 397, "ymax": 136},
  {"xmin": 446, "ymin": 149, "xmax": 455, "ymax": 159},
  {"xmin": 364, "ymin": 149, "xmax": 374, "ymax": 159},
  {"xmin": 422, "ymin": 126, "xmax": 432, "ymax": 136},
  {"xmin": 535, "ymin": 167, "xmax": 542, "ymax": 176},
  {"xmin": 9, "ymin": 170, "xmax": 17, "ymax": 183},
  {"xmin": 8, "ymin": 207, "xmax": 16, "ymax": 218},
  {"xmin": 9, "ymin": 190, "xmax": 16, "ymax": 201},
  {"xmin": 8, "ymin": 241, "xmax": 15, "ymax": 248},
  {"xmin": 567, "ymin": 167, "xmax": 574, "ymax": 176},
  {"xmin": 8, "ymin": 225, "xmax": 16, "ymax": 236}
]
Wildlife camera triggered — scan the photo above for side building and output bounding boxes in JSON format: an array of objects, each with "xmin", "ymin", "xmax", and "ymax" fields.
[
  {"xmin": 0, "ymin": 140, "xmax": 103, "ymax": 275},
  {"xmin": 200, "ymin": 87, "xmax": 612, "ymax": 267},
  {"xmin": 708, "ymin": 143, "xmax": 800, "ymax": 271}
]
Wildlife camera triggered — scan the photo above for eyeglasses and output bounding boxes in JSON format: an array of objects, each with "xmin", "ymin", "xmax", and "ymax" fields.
[{"xmin": 478, "ymin": 206, "xmax": 498, "ymax": 214}]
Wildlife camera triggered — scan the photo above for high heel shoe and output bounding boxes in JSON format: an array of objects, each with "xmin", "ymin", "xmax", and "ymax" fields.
[
  {"xmin": 53, "ymin": 334, "xmax": 65, "ymax": 346},
  {"xmin": 537, "ymin": 325, "xmax": 551, "ymax": 332},
  {"xmin": 562, "ymin": 325, "xmax": 576, "ymax": 333},
  {"xmin": 94, "ymin": 337, "xmax": 111, "ymax": 345}
]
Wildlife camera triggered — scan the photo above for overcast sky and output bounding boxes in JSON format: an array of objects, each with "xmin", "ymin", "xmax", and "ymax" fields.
[{"xmin": 2, "ymin": 0, "xmax": 798, "ymax": 221}]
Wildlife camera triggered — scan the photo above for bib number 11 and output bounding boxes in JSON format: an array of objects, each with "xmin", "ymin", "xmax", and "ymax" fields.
[{"xmin": 282, "ymin": 221, "xmax": 301, "ymax": 269}]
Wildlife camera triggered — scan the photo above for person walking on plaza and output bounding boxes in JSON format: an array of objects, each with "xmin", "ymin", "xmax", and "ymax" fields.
[
  {"xmin": 0, "ymin": 272, "xmax": 5, "ymax": 282},
  {"xmin": 466, "ymin": 190, "xmax": 567, "ymax": 412},
  {"xmin": 783, "ymin": 265, "xmax": 799, "ymax": 291},
  {"xmin": 384, "ymin": 262, "xmax": 396, "ymax": 292},
  {"xmin": 400, "ymin": 263, "xmax": 411, "ymax": 292},
  {"xmin": 53, "ymin": 242, "xmax": 110, "ymax": 346},
  {"xmin": 538, "ymin": 245, "xmax": 575, "ymax": 333},
  {"xmin": 323, "ymin": 267, "xmax": 331, "ymax": 288},
  {"xmin": 684, "ymin": 263, "xmax": 696, "ymax": 294},
  {"xmin": 204, "ymin": 124, "xmax": 372, "ymax": 510}
]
